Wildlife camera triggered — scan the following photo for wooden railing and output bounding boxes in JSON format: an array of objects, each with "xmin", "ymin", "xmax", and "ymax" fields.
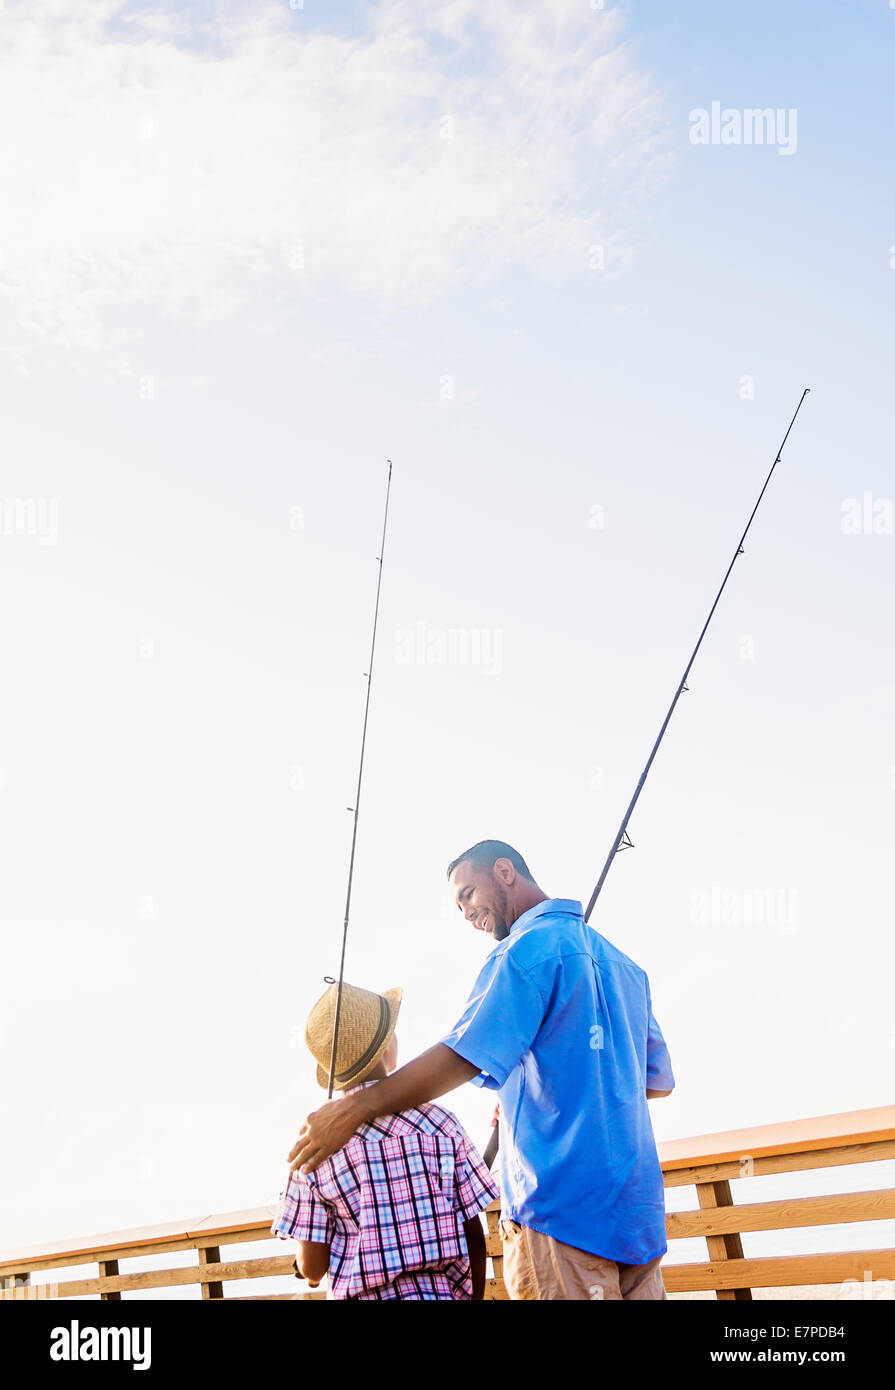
[
  {"xmin": 3, "ymin": 1104, "xmax": 894, "ymax": 1300},
  {"xmin": 657, "ymin": 1102, "xmax": 895, "ymax": 1299}
]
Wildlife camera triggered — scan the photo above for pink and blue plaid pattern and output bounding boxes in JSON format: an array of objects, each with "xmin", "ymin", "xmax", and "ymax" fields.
[{"xmin": 272, "ymin": 1086, "xmax": 498, "ymax": 1300}]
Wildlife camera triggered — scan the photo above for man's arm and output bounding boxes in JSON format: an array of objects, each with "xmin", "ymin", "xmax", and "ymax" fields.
[
  {"xmin": 288, "ymin": 1043, "xmax": 478, "ymax": 1174},
  {"xmin": 463, "ymin": 1217, "xmax": 487, "ymax": 1301},
  {"xmin": 644, "ymin": 979, "xmax": 675, "ymax": 1099}
]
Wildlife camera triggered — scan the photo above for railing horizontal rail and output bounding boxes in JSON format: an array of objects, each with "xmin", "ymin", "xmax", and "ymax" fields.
[
  {"xmin": 666, "ymin": 1186, "xmax": 895, "ymax": 1240},
  {"xmin": 0, "ymin": 1226, "xmax": 274, "ymax": 1279},
  {"xmin": 663, "ymin": 1247, "xmax": 895, "ymax": 1293},
  {"xmin": 229, "ymin": 1292, "xmax": 328, "ymax": 1301},
  {"xmin": 0, "ymin": 1255, "xmax": 296, "ymax": 1301},
  {"xmin": 658, "ymin": 1104, "xmax": 895, "ymax": 1172},
  {"xmin": 0, "ymin": 1214, "xmax": 275, "ymax": 1278},
  {"xmin": 660, "ymin": 1138, "xmax": 895, "ymax": 1188}
]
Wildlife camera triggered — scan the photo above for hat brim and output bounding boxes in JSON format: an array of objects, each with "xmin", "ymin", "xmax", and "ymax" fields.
[{"xmin": 316, "ymin": 986, "xmax": 403, "ymax": 1092}]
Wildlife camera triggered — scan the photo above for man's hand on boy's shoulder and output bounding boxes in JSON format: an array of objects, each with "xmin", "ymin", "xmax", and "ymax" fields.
[
  {"xmin": 289, "ymin": 1093, "xmax": 365, "ymax": 1174},
  {"xmin": 289, "ymin": 1046, "xmax": 479, "ymax": 1173}
]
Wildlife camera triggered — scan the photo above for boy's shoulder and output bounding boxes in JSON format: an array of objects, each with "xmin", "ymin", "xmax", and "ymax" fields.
[
  {"xmin": 410, "ymin": 1099, "xmax": 471, "ymax": 1138},
  {"xmin": 356, "ymin": 1099, "xmax": 470, "ymax": 1144},
  {"xmin": 296, "ymin": 1101, "xmax": 496, "ymax": 1217}
]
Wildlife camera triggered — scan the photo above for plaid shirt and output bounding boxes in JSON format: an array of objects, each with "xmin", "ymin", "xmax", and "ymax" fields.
[{"xmin": 272, "ymin": 1084, "xmax": 499, "ymax": 1300}]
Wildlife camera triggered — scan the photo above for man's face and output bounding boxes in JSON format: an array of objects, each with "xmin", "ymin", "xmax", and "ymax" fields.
[{"xmin": 449, "ymin": 861, "xmax": 511, "ymax": 942}]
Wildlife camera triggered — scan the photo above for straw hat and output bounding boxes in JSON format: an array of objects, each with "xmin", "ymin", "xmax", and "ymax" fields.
[{"xmin": 306, "ymin": 979, "xmax": 402, "ymax": 1092}]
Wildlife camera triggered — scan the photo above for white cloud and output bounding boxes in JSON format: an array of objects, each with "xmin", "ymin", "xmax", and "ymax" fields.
[
  {"xmin": 304, "ymin": 340, "xmax": 356, "ymax": 368},
  {"xmin": 0, "ymin": 0, "xmax": 671, "ymax": 348}
]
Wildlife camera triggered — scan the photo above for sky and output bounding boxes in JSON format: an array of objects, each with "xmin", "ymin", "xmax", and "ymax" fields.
[{"xmin": 1, "ymin": 0, "xmax": 893, "ymax": 1279}]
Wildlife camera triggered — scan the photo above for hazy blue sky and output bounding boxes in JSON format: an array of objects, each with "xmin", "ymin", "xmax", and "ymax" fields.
[{"xmin": 1, "ymin": 0, "xmax": 893, "ymax": 1265}]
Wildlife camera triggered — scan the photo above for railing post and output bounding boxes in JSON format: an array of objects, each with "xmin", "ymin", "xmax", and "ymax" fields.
[
  {"xmin": 99, "ymin": 1259, "xmax": 121, "ymax": 1300},
  {"xmin": 2, "ymin": 1272, "xmax": 30, "ymax": 1299},
  {"xmin": 696, "ymin": 1179, "xmax": 752, "ymax": 1301},
  {"xmin": 199, "ymin": 1245, "xmax": 224, "ymax": 1300}
]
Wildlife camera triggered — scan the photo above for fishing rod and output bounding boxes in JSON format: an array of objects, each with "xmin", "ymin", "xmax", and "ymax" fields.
[
  {"xmin": 583, "ymin": 388, "xmax": 810, "ymax": 923},
  {"xmin": 484, "ymin": 389, "xmax": 810, "ymax": 1171},
  {"xmin": 326, "ymin": 461, "xmax": 394, "ymax": 1100}
]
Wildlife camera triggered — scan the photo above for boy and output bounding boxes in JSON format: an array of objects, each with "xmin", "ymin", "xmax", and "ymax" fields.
[{"xmin": 271, "ymin": 979, "xmax": 499, "ymax": 1300}]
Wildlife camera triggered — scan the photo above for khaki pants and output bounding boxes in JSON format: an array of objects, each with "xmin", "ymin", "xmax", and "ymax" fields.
[{"xmin": 500, "ymin": 1220, "xmax": 667, "ymax": 1301}]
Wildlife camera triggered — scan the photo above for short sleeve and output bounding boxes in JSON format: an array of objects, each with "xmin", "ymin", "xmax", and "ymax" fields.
[
  {"xmin": 453, "ymin": 1132, "xmax": 500, "ymax": 1220},
  {"xmin": 440, "ymin": 949, "xmax": 546, "ymax": 1089},
  {"xmin": 270, "ymin": 1170, "xmax": 334, "ymax": 1245},
  {"xmin": 645, "ymin": 980, "xmax": 675, "ymax": 1092}
]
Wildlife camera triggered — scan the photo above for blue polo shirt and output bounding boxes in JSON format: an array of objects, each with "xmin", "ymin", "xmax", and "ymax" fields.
[{"xmin": 440, "ymin": 898, "xmax": 674, "ymax": 1264}]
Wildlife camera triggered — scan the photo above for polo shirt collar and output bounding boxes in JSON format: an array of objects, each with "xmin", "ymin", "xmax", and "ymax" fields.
[
  {"xmin": 511, "ymin": 897, "xmax": 584, "ymax": 934},
  {"xmin": 343, "ymin": 1077, "xmax": 383, "ymax": 1097}
]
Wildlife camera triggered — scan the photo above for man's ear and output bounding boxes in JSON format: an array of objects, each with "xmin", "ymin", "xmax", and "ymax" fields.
[{"xmin": 493, "ymin": 857, "xmax": 516, "ymax": 886}]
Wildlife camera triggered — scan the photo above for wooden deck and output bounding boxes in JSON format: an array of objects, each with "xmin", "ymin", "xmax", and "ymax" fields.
[{"xmin": 3, "ymin": 1103, "xmax": 894, "ymax": 1300}]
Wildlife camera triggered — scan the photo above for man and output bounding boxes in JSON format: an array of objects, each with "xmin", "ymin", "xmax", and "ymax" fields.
[{"xmin": 289, "ymin": 839, "xmax": 675, "ymax": 1300}]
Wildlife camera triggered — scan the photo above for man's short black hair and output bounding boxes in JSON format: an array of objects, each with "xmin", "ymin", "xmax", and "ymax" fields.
[{"xmin": 446, "ymin": 839, "xmax": 534, "ymax": 882}]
